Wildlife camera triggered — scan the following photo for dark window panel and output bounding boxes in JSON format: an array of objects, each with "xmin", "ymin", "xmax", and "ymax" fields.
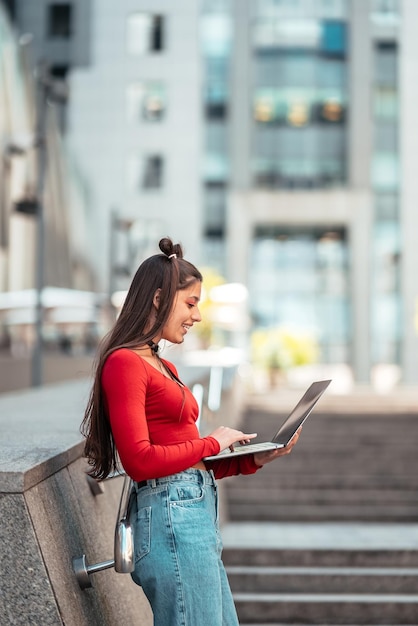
[
  {"xmin": 151, "ymin": 15, "xmax": 164, "ymax": 51},
  {"xmin": 205, "ymin": 103, "xmax": 228, "ymax": 119},
  {"xmin": 50, "ymin": 64, "xmax": 70, "ymax": 79},
  {"xmin": 3, "ymin": 0, "xmax": 16, "ymax": 21},
  {"xmin": 47, "ymin": 3, "xmax": 72, "ymax": 38},
  {"xmin": 143, "ymin": 156, "xmax": 163, "ymax": 189}
]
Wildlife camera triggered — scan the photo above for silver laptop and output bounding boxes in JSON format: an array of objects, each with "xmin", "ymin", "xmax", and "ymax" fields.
[{"xmin": 203, "ymin": 379, "xmax": 331, "ymax": 461}]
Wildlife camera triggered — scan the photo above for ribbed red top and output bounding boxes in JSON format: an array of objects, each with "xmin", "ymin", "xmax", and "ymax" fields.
[{"xmin": 102, "ymin": 349, "xmax": 259, "ymax": 482}]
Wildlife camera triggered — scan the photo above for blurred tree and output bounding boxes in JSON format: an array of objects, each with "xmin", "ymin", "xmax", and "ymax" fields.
[
  {"xmin": 195, "ymin": 266, "xmax": 226, "ymax": 347},
  {"xmin": 251, "ymin": 325, "xmax": 320, "ymax": 386}
]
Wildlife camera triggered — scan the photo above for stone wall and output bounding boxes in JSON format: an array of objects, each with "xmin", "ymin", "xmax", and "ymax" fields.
[{"xmin": 2, "ymin": 455, "xmax": 153, "ymax": 625}]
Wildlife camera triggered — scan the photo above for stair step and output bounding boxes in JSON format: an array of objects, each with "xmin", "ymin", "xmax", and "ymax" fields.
[
  {"xmin": 227, "ymin": 565, "xmax": 418, "ymax": 594},
  {"xmin": 233, "ymin": 593, "xmax": 418, "ymax": 625},
  {"xmin": 224, "ymin": 407, "xmax": 418, "ymax": 623},
  {"xmin": 228, "ymin": 502, "xmax": 418, "ymax": 522},
  {"xmin": 223, "ymin": 548, "xmax": 418, "ymax": 568},
  {"xmin": 230, "ymin": 476, "xmax": 418, "ymax": 489},
  {"xmin": 229, "ymin": 487, "xmax": 418, "ymax": 504},
  {"xmin": 225, "ymin": 411, "xmax": 418, "ymax": 523}
]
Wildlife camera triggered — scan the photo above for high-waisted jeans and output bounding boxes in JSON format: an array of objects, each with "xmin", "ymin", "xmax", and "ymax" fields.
[{"xmin": 129, "ymin": 468, "xmax": 239, "ymax": 626}]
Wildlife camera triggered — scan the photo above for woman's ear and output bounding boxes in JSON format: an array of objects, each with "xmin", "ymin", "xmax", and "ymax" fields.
[{"xmin": 153, "ymin": 288, "xmax": 161, "ymax": 309}]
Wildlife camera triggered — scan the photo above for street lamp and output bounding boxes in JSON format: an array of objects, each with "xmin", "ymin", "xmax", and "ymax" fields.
[
  {"xmin": 6, "ymin": 57, "xmax": 68, "ymax": 386},
  {"xmin": 31, "ymin": 62, "xmax": 68, "ymax": 386}
]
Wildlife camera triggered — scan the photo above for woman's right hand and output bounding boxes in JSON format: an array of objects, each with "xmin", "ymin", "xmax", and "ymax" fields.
[{"xmin": 208, "ymin": 426, "xmax": 257, "ymax": 453}]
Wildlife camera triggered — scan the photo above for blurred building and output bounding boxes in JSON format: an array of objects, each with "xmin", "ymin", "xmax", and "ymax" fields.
[
  {"xmin": 0, "ymin": 2, "xmax": 96, "ymax": 358},
  {"xmin": 4, "ymin": 0, "xmax": 202, "ymax": 296},
  {"xmin": 5, "ymin": 0, "xmax": 418, "ymax": 384},
  {"xmin": 0, "ymin": 2, "xmax": 92, "ymax": 292},
  {"xmin": 201, "ymin": 0, "xmax": 418, "ymax": 385}
]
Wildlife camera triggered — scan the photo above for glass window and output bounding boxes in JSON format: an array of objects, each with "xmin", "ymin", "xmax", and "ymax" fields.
[
  {"xmin": 206, "ymin": 121, "xmax": 228, "ymax": 154},
  {"xmin": 320, "ymin": 21, "xmax": 346, "ymax": 55},
  {"xmin": 203, "ymin": 153, "xmax": 229, "ymax": 182},
  {"xmin": 200, "ymin": 14, "xmax": 232, "ymax": 57},
  {"xmin": 204, "ymin": 185, "xmax": 226, "ymax": 230},
  {"xmin": 47, "ymin": 3, "xmax": 72, "ymax": 38},
  {"xmin": 374, "ymin": 43, "xmax": 397, "ymax": 86},
  {"xmin": 205, "ymin": 92, "xmax": 228, "ymax": 119},
  {"xmin": 373, "ymin": 220, "xmax": 400, "ymax": 259},
  {"xmin": 254, "ymin": 18, "xmax": 321, "ymax": 49},
  {"xmin": 254, "ymin": 50, "xmax": 347, "ymax": 91},
  {"xmin": 374, "ymin": 122, "xmax": 397, "ymax": 153},
  {"xmin": 50, "ymin": 64, "xmax": 70, "ymax": 79},
  {"xmin": 255, "ymin": 52, "xmax": 317, "ymax": 88},
  {"xmin": 127, "ymin": 13, "xmax": 164, "ymax": 55},
  {"xmin": 3, "ymin": 0, "xmax": 16, "ymax": 20},
  {"xmin": 202, "ymin": 234, "xmax": 226, "ymax": 276},
  {"xmin": 371, "ymin": 153, "xmax": 399, "ymax": 190},
  {"xmin": 253, "ymin": 87, "xmax": 345, "ymax": 125},
  {"xmin": 204, "ymin": 56, "xmax": 229, "ymax": 118},
  {"xmin": 252, "ymin": 157, "xmax": 345, "ymax": 189},
  {"xmin": 371, "ymin": 0, "xmax": 400, "ymax": 13},
  {"xmin": 370, "ymin": 0, "xmax": 400, "ymax": 27},
  {"xmin": 253, "ymin": 125, "xmax": 346, "ymax": 188},
  {"xmin": 126, "ymin": 82, "xmax": 166, "ymax": 122},
  {"xmin": 201, "ymin": 0, "xmax": 232, "ymax": 12},
  {"xmin": 249, "ymin": 228, "xmax": 349, "ymax": 360},
  {"xmin": 374, "ymin": 192, "xmax": 398, "ymax": 220},
  {"xmin": 314, "ymin": 96, "xmax": 345, "ymax": 123},
  {"xmin": 143, "ymin": 156, "xmax": 163, "ymax": 189},
  {"xmin": 256, "ymin": 0, "xmax": 348, "ymax": 19},
  {"xmin": 317, "ymin": 57, "xmax": 346, "ymax": 88},
  {"xmin": 127, "ymin": 155, "xmax": 164, "ymax": 191},
  {"xmin": 252, "ymin": 46, "xmax": 347, "ymax": 189},
  {"xmin": 253, "ymin": 18, "xmax": 347, "ymax": 52},
  {"xmin": 256, "ymin": 0, "xmax": 304, "ymax": 19},
  {"xmin": 254, "ymin": 126, "xmax": 345, "ymax": 159},
  {"xmin": 318, "ymin": 0, "xmax": 349, "ymax": 19},
  {"xmin": 374, "ymin": 86, "xmax": 398, "ymax": 119}
]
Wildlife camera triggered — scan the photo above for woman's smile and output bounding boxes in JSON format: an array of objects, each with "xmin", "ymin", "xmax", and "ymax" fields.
[{"xmin": 162, "ymin": 282, "xmax": 202, "ymax": 343}]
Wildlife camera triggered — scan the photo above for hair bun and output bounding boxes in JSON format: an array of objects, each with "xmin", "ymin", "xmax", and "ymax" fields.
[{"xmin": 159, "ymin": 237, "xmax": 183, "ymax": 259}]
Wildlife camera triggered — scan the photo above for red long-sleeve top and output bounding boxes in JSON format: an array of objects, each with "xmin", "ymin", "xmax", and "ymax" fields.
[{"xmin": 102, "ymin": 348, "xmax": 260, "ymax": 482}]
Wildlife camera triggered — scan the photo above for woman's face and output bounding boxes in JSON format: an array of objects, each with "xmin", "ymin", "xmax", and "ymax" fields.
[{"xmin": 161, "ymin": 280, "xmax": 202, "ymax": 344}]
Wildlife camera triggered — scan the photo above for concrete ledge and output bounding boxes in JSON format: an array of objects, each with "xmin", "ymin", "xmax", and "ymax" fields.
[{"xmin": 0, "ymin": 379, "xmax": 91, "ymax": 492}]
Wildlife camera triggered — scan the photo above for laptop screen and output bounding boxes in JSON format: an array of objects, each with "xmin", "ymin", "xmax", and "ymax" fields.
[{"xmin": 272, "ymin": 380, "xmax": 331, "ymax": 445}]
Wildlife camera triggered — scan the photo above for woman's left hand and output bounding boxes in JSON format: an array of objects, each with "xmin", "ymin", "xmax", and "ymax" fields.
[{"xmin": 253, "ymin": 427, "xmax": 302, "ymax": 467}]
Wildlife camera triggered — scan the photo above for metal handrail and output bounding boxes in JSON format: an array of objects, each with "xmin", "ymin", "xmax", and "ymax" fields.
[{"xmin": 73, "ymin": 473, "xmax": 134, "ymax": 589}]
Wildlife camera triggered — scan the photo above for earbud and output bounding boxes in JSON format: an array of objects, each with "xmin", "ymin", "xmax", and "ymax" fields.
[{"xmin": 147, "ymin": 341, "xmax": 159, "ymax": 354}]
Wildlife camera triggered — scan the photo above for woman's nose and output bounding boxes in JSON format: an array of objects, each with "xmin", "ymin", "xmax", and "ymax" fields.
[{"xmin": 192, "ymin": 307, "xmax": 202, "ymax": 322}]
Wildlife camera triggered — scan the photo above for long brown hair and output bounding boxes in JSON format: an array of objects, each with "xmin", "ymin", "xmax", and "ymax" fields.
[{"xmin": 81, "ymin": 237, "xmax": 202, "ymax": 478}]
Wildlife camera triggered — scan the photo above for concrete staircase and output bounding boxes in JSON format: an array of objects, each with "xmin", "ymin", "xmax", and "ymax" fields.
[
  {"xmin": 225, "ymin": 408, "xmax": 418, "ymax": 523},
  {"xmin": 224, "ymin": 546, "xmax": 418, "ymax": 625},
  {"xmin": 222, "ymin": 397, "xmax": 418, "ymax": 625}
]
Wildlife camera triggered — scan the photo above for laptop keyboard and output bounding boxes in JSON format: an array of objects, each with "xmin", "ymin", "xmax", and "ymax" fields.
[{"xmin": 235, "ymin": 442, "xmax": 277, "ymax": 452}]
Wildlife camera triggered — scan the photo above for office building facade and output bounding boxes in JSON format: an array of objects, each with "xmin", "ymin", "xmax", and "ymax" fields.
[
  {"xmin": 5, "ymin": 0, "xmax": 418, "ymax": 383},
  {"xmin": 201, "ymin": 0, "xmax": 418, "ymax": 384}
]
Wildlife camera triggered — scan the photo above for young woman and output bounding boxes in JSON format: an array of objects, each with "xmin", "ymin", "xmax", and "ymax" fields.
[{"xmin": 82, "ymin": 237, "xmax": 300, "ymax": 626}]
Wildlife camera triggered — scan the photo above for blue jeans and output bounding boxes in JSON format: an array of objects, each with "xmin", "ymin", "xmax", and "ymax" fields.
[{"xmin": 129, "ymin": 468, "xmax": 239, "ymax": 626}]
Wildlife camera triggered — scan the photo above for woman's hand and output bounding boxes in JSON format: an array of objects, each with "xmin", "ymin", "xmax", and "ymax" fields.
[
  {"xmin": 253, "ymin": 427, "xmax": 302, "ymax": 467},
  {"xmin": 209, "ymin": 426, "xmax": 257, "ymax": 453}
]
